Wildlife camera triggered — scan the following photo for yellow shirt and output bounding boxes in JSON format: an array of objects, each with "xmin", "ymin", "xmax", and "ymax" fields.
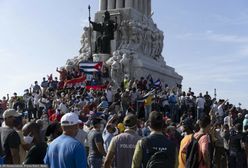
[
  {"xmin": 144, "ymin": 95, "xmax": 153, "ymax": 106},
  {"xmin": 178, "ymin": 134, "xmax": 192, "ymax": 168},
  {"xmin": 124, "ymin": 79, "xmax": 129, "ymax": 89}
]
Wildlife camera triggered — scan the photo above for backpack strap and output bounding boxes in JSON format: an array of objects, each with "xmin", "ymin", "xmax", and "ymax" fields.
[
  {"xmin": 193, "ymin": 133, "xmax": 205, "ymax": 141},
  {"xmin": 194, "ymin": 133, "xmax": 206, "ymax": 164},
  {"xmin": 0, "ymin": 127, "xmax": 4, "ymax": 156}
]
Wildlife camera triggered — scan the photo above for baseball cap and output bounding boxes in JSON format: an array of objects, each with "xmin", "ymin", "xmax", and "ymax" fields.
[
  {"xmin": 3, "ymin": 109, "xmax": 21, "ymax": 119},
  {"xmin": 123, "ymin": 114, "xmax": 137, "ymax": 127},
  {"xmin": 60, "ymin": 112, "xmax": 82, "ymax": 126},
  {"xmin": 245, "ymin": 114, "xmax": 248, "ymax": 119}
]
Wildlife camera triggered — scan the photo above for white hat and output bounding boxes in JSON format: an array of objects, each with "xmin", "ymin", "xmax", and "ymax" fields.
[
  {"xmin": 245, "ymin": 114, "xmax": 248, "ymax": 119},
  {"xmin": 3, "ymin": 109, "xmax": 21, "ymax": 119},
  {"xmin": 60, "ymin": 112, "xmax": 82, "ymax": 126}
]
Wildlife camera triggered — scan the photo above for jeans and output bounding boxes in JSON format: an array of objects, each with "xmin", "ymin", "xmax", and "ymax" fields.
[
  {"xmin": 144, "ymin": 105, "xmax": 152, "ymax": 121},
  {"xmin": 169, "ymin": 104, "xmax": 178, "ymax": 123},
  {"xmin": 229, "ymin": 150, "xmax": 246, "ymax": 168},
  {"xmin": 88, "ymin": 157, "xmax": 103, "ymax": 168},
  {"xmin": 197, "ymin": 108, "xmax": 204, "ymax": 120}
]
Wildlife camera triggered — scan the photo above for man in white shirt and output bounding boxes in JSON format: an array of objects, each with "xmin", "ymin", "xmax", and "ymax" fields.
[
  {"xmin": 196, "ymin": 93, "xmax": 206, "ymax": 120},
  {"xmin": 217, "ymin": 99, "xmax": 228, "ymax": 123},
  {"xmin": 224, "ymin": 111, "xmax": 233, "ymax": 128},
  {"xmin": 58, "ymin": 100, "xmax": 69, "ymax": 114},
  {"xmin": 105, "ymin": 87, "xmax": 113, "ymax": 106}
]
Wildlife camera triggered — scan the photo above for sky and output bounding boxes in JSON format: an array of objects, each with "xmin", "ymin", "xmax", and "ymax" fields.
[{"xmin": 0, "ymin": 0, "xmax": 247, "ymax": 108}]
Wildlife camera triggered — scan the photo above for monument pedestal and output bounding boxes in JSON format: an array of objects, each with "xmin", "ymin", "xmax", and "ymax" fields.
[
  {"xmin": 93, "ymin": 53, "xmax": 110, "ymax": 62},
  {"xmin": 131, "ymin": 53, "xmax": 182, "ymax": 86}
]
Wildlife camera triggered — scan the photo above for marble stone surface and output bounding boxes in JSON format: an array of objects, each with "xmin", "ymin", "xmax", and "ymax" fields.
[
  {"xmin": 99, "ymin": 0, "xmax": 107, "ymax": 10},
  {"xmin": 116, "ymin": 0, "xmax": 124, "ymax": 8},
  {"xmin": 108, "ymin": 0, "xmax": 116, "ymax": 10},
  {"xmin": 93, "ymin": 53, "xmax": 110, "ymax": 62}
]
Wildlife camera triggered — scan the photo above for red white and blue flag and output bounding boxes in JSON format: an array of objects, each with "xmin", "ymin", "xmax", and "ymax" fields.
[{"xmin": 79, "ymin": 62, "xmax": 103, "ymax": 73}]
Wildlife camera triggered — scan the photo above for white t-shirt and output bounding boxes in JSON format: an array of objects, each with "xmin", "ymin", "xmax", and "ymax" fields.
[
  {"xmin": 196, "ymin": 97, "xmax": 205, "ymax": 109},
  {"xmin": 217, "ymin": 105, "xmax": 224, "ymax": 117},
  {"xmin": 224, "ymin": 116, "xmax": 233, "ymax": 128},
  {"xmin": 58, "ymin": 103, "xmax": 69, "ymax": 114},
  {"xmin": 33, "ymin": 93, "xmax": 41, "ymax": 106},
  {"xmin": 106, "ymin": 90, "xmax": 113, "ymax": 103}
]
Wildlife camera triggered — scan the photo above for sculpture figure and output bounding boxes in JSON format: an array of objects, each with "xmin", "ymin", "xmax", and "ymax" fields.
[
  {"xmin": 79, "ymin": 27, "xmax": 91, "ymax": 54},
  {"xmin": 120, "ymin": 53, "xmax": 133, "ymax": 79},
  {"xmin": 110, "ymin": 56, "xmax": 121, "ymax": 87},
  {"xmin": 119, "ymin": 20, "xmax": 129, "ymax": 49},
  {"xmin": 89, "ymin": 11, "xmax": 117, "ymax": 54},
  {"xmin": 106, "ymin": 51, "xmax": 121, "ymax": 66}
]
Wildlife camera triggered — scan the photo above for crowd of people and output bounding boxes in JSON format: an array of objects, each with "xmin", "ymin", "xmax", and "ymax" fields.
[{"xmin": 0, "ymin": 69, "xmax": 248, "ymax": 168}]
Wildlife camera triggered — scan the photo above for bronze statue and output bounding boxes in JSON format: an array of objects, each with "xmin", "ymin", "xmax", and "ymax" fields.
[{"xmin": 89, "ymin": 11, "xmax": 117, "ymax": 54}]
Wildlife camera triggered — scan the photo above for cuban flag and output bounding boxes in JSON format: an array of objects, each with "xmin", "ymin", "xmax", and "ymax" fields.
[
  {"xmin": 154, "ymin": 79, "xmax": 162, "ymax": 88},
  {"xmin": 136, "ymin": 89, "xmax": 156, "ymax": 103},
  {"xmin": 79, "ymin": 62, "xmax": 103, "ymax": 74}
]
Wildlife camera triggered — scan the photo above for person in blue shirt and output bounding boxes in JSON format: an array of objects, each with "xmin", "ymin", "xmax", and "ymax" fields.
[
  {"xmin": 102, "ymin": 114, "xmax": 118, "ymax": 152},
  {"xmin": 44, "ymin": 112, "xmax": 87, "ymax": 168},
  {"xmin": 97, "ymin": 96, "xmax": 109, "ymax": 111}
]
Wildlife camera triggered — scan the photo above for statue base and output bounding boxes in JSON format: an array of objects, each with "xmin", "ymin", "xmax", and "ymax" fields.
[
  {"xmin": 131, "ymin": 53, "xmax": 182, "ymax": 86},
  {"xmin": 93, "ymin": 54, "xmax": 110, "ymax": 62}
]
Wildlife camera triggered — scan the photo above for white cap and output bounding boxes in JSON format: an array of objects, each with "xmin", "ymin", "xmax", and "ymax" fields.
[
  {"xmin": 245, "ymin": 114, "xmax": 248, "ymax": 118},
  {"xmin": 3, "ymin": 109, "xmax": 21, "ymax": 119},
  {"xmin": 60, "ymin": 112, "xmax": 82, "ymax": 126}
]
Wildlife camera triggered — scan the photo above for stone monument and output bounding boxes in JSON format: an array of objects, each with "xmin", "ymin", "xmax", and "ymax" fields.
[{"xmin": 65, "ymin": 0, "xmax": 183, "ymax": 87}]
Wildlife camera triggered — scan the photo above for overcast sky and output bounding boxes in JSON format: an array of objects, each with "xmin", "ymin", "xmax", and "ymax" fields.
[{"xmin": 0, "ymin": 0, "xmax": 248, "ymax": 108}]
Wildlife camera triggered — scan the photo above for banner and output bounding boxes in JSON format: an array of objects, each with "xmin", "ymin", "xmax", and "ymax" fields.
[
  {"xmin": 85, "ymin": 85, "xmax": 106, "ymax": 91},
  {"xmin": 63, "ymin": 76, "xmax": 86, "ymax": 88}
]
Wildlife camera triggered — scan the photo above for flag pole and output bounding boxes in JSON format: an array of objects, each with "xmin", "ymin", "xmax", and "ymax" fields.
[
  {"xmin": 214, "ymin": 88, "xmax": 217, "ymax": 99},
  {"xmin": 88, "ymin": 5, "xmax": 93, "ymax": 61}
]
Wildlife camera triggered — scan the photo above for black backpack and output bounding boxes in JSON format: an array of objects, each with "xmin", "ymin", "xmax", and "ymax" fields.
[
  {"xmin": 146, "ymin": 150, "xmax": 168, "ymax": 168},
  {"xmin": 0, "ymin": 128, "xmax": 6, "ymax": 164},
  {"xmin": 186, "ymin": 134, "xmax": 205, "ymax": 168},
  {"xmin": 142, "ymin": 138, "xmax": 168, "ymax": 168}
]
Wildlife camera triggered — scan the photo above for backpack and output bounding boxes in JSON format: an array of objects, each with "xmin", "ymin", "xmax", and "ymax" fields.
[
  {"xmin": 146, "ymin": 151, "xmax": 168, "ymax": 168},
  {"xmin": 186, "ymin": 134, "xmax": 205, "ymax": 168},
  {"xmin": 0, "ymin": 128, "xmax": 6, "ymax": 164},
  {"xmin": 142, "ymin": 137, "xmax": 168, "ymax": 168}
]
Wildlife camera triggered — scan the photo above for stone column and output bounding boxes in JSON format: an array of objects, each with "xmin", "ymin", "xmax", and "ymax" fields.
[
  {"xmin": 125, "ymin": 0, "xmax": 133, "ymax": 8},
  {"xmin": 116, "ymin": 0, "xmax": 124, "ymax": 8},
  {"xmin": 134, "ymin": 0, "xmax": 139, "ymax": 11},
  {"xmin": 147, "ymin": 0, "xmax": 151, "ymax": 16},
  {"xmin": 99, "ymin": 0, "xmax": 107, "ymax": 11},
  {"xmin": 139, "ymin": 0, "xmax": 144, "ymax": 14},
  {"xmin": 144, "ymin": 0, "xmax": 148, "ymax": 16},
  {"xmin": 108, "ymin": 0, "xmax": 116, "ymax": 9}
]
